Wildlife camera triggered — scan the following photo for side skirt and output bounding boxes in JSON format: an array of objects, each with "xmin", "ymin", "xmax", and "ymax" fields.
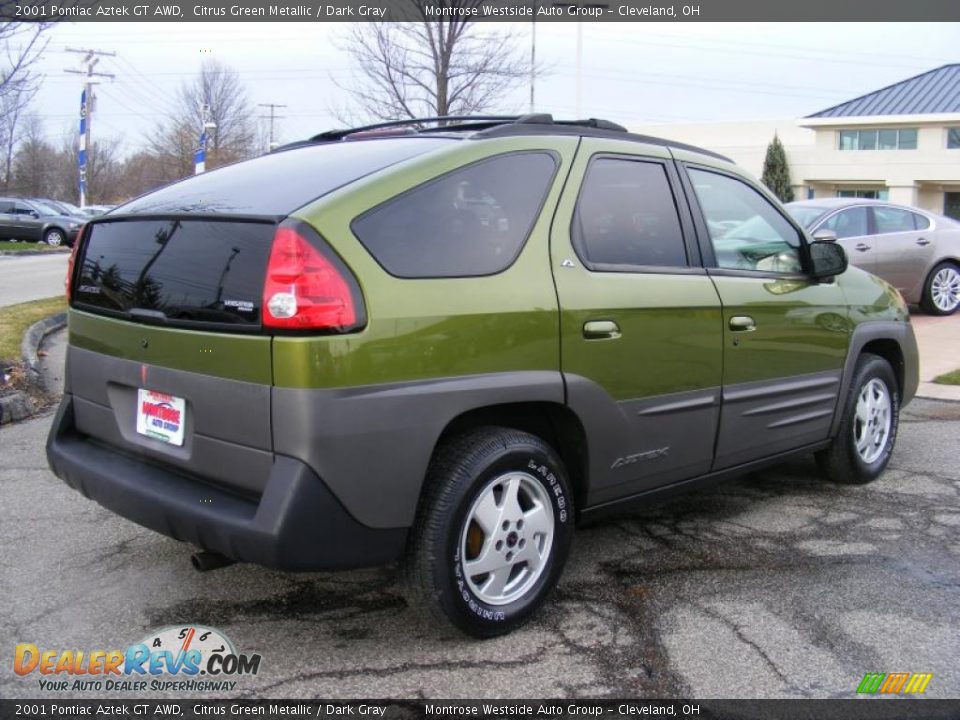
[{"xmin": 577, "ymin": 439, "xmax": 831, "ymax": 523}]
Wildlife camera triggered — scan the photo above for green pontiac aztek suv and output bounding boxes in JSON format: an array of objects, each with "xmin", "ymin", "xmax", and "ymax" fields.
[{"xmin": 47, "ymin": 115, "xmax": 919, "ymax": 637}]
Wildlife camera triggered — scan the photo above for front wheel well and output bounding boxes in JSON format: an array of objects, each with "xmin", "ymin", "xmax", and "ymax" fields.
[
  {"xmin": 433, "ymin": 402, "xmax": 589, "ymax": 514},
  {"xmin": 859, "ymin": 339, "xmax": 905, "ymax": 396}
]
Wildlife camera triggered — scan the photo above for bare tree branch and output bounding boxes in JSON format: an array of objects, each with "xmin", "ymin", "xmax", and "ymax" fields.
[
  {"xmin": 0, "ymin": 18, "xmax": 51, "ymax": 106},
  {"xmin": 334, "ymin": 0, "xmax": 531, "ymax": 123}
]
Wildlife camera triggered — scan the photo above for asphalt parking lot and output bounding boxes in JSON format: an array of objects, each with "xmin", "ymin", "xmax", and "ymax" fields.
[{"xmin": 2, "ymin": 367, "xmax": 958, "ymax": 699}]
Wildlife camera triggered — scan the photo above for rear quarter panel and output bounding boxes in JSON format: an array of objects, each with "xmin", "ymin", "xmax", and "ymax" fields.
[{"xmin": 275, "ymin": 136, "xmax": 581, "ymax": 389}]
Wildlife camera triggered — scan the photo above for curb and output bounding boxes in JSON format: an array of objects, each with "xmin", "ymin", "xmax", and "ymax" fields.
[
  {"xmin": 0, "ymin": 248, "xmax": 70, "ymax": 257},
  {"xmin": 0, "ymin": 312, "xmax": 67, "ymax": 426}
]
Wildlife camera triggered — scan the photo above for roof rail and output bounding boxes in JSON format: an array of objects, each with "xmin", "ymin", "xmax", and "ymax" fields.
[
  {"xmin": 305, "ymin": 114, "xmax": 631, "ymax": 143},
  {"xmin": 310, "ymin": 116, "xmax": 523, "ymax": 142}
]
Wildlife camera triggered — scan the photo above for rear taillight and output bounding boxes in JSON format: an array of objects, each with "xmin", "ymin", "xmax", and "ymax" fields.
[
  {"xmin": 65, "ymin": 224, "xmax": 86, "ymax": 301},
  {"xmin": 262, "ymin": 221, "xmax": 365, "ymax": 332}
]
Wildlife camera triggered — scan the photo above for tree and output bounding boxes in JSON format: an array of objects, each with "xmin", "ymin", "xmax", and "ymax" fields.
[
  {"xmin": 761, "ymin": 133, "xmax": 794, "ymax": 203},
  {"xmin": 0, "ymin": 83, "xmax": 34, "ymax": 190},
  {"xmin": 9, "ymin": 115, "xmax": 56, "ymax": 196},
  {"xmin": 149, "ymin": 60, "xmax": 256, "ymax": 180},
  {"xmin": 0, "ymin": 15, "xmax": 50, "ymax": 107},
  {"xmin": 336, "ymin": 2, "xmax": 529, "ymax": 122}
]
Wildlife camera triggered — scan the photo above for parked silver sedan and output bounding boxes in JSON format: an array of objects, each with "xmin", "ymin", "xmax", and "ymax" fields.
[{"xmin": 787, "ymin": 199, "xmax": 960, "ymax": 315}]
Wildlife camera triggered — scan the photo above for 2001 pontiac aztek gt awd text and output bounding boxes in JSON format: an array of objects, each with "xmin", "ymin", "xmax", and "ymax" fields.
[{"xmin": 48, "ymin": 115, "xmax": 919, "ymax": 637}]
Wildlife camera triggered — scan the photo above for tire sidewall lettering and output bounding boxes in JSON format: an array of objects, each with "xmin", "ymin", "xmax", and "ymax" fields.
[{"xmin": 448, "ymin": 449, "xmax": 570, "ymax": 623}]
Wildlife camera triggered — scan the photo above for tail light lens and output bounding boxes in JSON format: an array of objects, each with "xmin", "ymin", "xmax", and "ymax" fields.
[
  {"xmin": 262, "ymin": 221, "xmax": 366, "ymax": 332},
  {"xmin": 65, "ymin": 224, "xmax": 86, "ymax": 301}
]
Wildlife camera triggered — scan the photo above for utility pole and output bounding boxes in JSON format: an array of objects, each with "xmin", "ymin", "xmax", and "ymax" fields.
[
  {"xmin": 529, "ymin": 19, "xmax": 536, "ymax": 113},
  {"xmin": 66, "ymin": 48, "xmax": 115, "ymax": 208},
  {"xmin": 258, "ymin": 103, "xmax": 287, "ymax": 151}
]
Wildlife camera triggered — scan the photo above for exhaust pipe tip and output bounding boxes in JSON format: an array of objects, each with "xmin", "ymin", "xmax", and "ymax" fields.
[{"xmin": 191, "ymin": 551, "xmax": 236, "ymax": 573}]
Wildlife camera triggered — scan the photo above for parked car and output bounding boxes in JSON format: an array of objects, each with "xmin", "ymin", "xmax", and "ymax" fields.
[
  {"xmin": 786, "ymin": 199, "xmax": 960, "ymax": 315},
  {"xmin": 80, "ymin": 204, "xmax": 116, "ymax": 217},
  {"xmin": 47, "ymin": 115, "xmax": 918, "ymax": 637},
  {"xmin": 0, "ymin": 197, "xmax": 83, "ymax": 247},
  {"xmin": 31, "ymin": 198, "xmax": 86, "ymax": 218}
]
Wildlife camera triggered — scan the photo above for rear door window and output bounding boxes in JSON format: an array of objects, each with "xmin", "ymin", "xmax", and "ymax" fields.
[
  {"xmin": 351, "ymin": 152, "xmax": 558, "ymax": 278},
  {"xmin": 872, "ymin": 206, "xmax": 916, "ymax": 233},
  {"xmin": 571, "ymin": 157, "xmax": 688, "ymax": 269}
]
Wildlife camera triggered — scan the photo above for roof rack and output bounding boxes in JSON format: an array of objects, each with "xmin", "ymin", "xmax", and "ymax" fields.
[
  {"xmin": 306, "ymin": 114, "xmax": 629, "ymax": 143},
  {"xmin": 274, "ymin": 114, "xmax": 728, "ymax": 162},
  {"xmin": 310, "ymin": 116, "xmax": 523, "ymax": 142}
]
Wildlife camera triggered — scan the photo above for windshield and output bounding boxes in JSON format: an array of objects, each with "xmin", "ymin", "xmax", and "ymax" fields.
[{"xmin": 786, "ymin": 204, "xmax": 830, "ymax": 229}]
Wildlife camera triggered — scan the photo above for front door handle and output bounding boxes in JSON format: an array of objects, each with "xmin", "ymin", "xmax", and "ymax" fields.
[
  {"xmin": 855, "ymin": 243, "xmax": 871, "ymax": 252},
  {"xmin": 916, "ymin": 238, "xmax": 931, "ymax": 246},
  {"xmin": 583, "ymin": 320, "xmax": 621, "ymax": 340},
  {"xmin": 729, "ymin": 315, "xmax": 756, "ymax": 332}
]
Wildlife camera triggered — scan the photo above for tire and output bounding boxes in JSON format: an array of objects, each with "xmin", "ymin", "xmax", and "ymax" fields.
[
  {"xmin": 920, "ymin": 261, "xmax": 960, "ymax": 316},
  {"xmin": 404, "ymin": 427, "xmax": 574, "ymax": 638},
  {"xmin": 816, "ymin": 353, "xmax": 899, "ymax": 485},
  {"xmin": 43, "ymin": 228, "xmax": 65, "ymax": 247}
]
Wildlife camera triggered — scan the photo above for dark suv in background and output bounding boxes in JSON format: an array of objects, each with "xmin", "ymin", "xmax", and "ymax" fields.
[
  {"xmin": 48, "ymin": 115, "xmax": 918, "ymax": 637},
  {"xmin": 0, "ymin": 197, "xmax": 83, "ymax": 247}
]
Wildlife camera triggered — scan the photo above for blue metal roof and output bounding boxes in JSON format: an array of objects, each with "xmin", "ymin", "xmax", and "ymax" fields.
[{"xmin": 807, "ymin": 64, "xmax": 960, "ymax": 118}]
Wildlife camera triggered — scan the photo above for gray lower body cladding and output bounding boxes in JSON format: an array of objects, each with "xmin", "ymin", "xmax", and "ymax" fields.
[{"xmin": 47, "ymin": 395, "xmax": 406, "ymax": 571}]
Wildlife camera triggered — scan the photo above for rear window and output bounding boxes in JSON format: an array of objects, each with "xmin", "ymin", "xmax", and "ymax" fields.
[
  {"xmin": 73, "ymin": 219, "xmax": 275, "ymax": 329},
  {"xmin": 115, "ymin": 138, "xmax": 452, "ymax": 217},
  {"xmin": 351, "ymin": 152, "xmax": 557, "ymax": 278}
]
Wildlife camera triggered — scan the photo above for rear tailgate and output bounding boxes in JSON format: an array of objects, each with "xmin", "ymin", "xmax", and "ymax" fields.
[{"xmin": 68, "ymin": 217, "xmax": 275, "ymax": 497}]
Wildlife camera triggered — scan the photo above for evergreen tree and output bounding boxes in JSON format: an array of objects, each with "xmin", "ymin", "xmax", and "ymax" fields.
[{"xmin": 761, "ymin": 134, "xmax": 795, "ymax": 203}]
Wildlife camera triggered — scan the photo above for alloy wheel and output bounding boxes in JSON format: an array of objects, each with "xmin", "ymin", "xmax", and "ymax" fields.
[
  {"xmin": 854, "ymin": 378, "xmax": 892, "ymax": 464},
  {"xmin": 459, "ymin": 472, "xmax": 554, "ymax": 606},
  {"xmin": 931, "ymin": 266, "xmax": 960, "ymax": 313}
]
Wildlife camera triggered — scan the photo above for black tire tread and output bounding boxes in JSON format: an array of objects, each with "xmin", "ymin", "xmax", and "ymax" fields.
[
  {"xmin": 920, "ymin": 261, "xmax": 960, "ymax": 316},
  {"xmin": 816, "ymin": 353, "xmax": 899, "ymax": 485},
  {"xmin": 402, "ymin": 426, "xmax": 566, "ymax": 637}
]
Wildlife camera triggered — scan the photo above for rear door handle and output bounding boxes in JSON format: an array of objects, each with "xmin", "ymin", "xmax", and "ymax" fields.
[
  {"xmin": 729, "ymin": 315, "xmax": 756, "ymax": 332},
  {"xmin": 855, "ymin": 243, "xmax": 871, "ymax": 252},
  {"xmin": 916, "ymin": 238, "xmax": 931, "ymax": 246},
  {"xmin": 583, "ymin": 320, "xmax": 621, "ymax": 339}
]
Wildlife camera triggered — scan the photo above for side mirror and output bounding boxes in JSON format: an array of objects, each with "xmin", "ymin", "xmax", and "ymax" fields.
[
  {"xmin": 810, "ymin": 240, "xmax": 848, "ymax": 280},
  {"xmin": 29, "ymin": 211, "xmax": 39, "ymax": 219},
  {"xmin": 812, "ymin": 229, "xmax": 838, "ymax": 243}
]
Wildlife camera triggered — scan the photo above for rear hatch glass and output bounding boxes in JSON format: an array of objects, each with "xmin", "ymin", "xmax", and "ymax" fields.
[{"xmin": 73, "ymin": 219, "xmax": 274, "ymax": 330}]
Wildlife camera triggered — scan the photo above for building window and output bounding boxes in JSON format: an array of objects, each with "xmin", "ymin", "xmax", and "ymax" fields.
[
  {"xmin": 948, "ymin": 128, "xmax": 960, "ymax": 149},
  {"xmin": 838, "ymin": 128, "xmax": 918, "ymax": 150},
  {"xmin": 837, "ymin": 189, "xmax": 889, "ymax": 201}
]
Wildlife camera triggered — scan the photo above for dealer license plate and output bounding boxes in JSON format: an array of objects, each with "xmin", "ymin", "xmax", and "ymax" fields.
[{"xmin": 135, "ymin": 389, "xmax": 186, "ymax": 446}]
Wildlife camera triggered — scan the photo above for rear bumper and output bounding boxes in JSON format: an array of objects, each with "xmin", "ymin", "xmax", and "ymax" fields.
[{"xmin": 46, "ymin": 395, "xmax": 407, "ymax": 571}]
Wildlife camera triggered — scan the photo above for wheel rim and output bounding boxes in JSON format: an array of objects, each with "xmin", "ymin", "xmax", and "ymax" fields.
[
  {"xmin": 459, "ymin": 471, "xmax": 554, "ymax": 607},
  {"xmin": 854, "ymin": 378, "xmax": 892, "ymax": 464},
  {"xmin": 931, "ymin": 266, "xmax": 960, "ymax": 312},
  {"xmin": 46, "ymin": 231, "xmax": 63, "ymax": 247}
]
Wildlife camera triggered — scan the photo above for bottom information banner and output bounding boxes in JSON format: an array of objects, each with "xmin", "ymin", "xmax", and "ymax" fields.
[{"xmin": 2, "ymin": 700, "xmax": 960, "ymax": 720}]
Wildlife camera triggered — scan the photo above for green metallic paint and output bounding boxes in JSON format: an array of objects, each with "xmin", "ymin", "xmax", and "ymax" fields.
[
  {"xmin": 708, "ymin": 274, "xmax": 851, "ymax": 386},
  {"xmin": 274, "ymin": 136, "xmax": 581, "ymax": 389},
  {"xmin": 550, "ymin": 137, "xmax": 723, "ymax": 401},
  {"xmin": 68, "ymin": 310, "xmax": 273, "ymax": 385}
]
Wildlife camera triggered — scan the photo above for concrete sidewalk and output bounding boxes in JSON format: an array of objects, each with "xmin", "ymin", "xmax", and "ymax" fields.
[{"xmin": 911, "ymin": 313, "xmax": 960, "ymax": 402}]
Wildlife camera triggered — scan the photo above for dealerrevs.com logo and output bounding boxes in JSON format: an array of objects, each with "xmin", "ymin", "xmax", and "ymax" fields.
[{"xmin": 14, "ymin": 625, "xmax": 261, "ymax": 692}]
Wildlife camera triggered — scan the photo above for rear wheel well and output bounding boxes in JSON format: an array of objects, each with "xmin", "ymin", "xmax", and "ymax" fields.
[
  {"xmin": 433, "ymin": 402, "xmax": 589, "ymax": 514},
  {"xmin": 860, "ymin": 339, "xmax": 904, "ymax": 396}
]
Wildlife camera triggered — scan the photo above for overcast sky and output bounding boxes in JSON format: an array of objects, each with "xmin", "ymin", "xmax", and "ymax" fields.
[{"xmin": 29, "ymin": 22, "xmax": 960, "ymax": 156}]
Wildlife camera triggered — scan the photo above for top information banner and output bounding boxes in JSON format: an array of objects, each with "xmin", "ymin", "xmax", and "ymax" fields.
[{"xmin": 4, "ymin": 0, "xmax": 960, "ymax": 22}]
